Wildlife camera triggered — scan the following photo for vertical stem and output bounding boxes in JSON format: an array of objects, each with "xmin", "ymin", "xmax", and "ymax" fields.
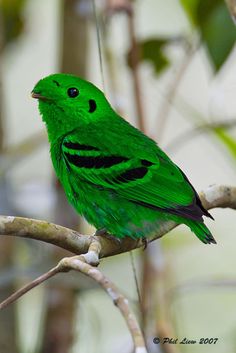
[
  {"xmin": 41, "ymin": 1, "xmax": 89, "ymax": 352},
  {"xmin": 0, "ymin": 239, "xmax": 18, "ymax": 353},
  {"xmin": 0, "ymin": 9, "xmax": 4, "ymax": 150},
  {"xmin": 127, "ymin": 9, "xmax": 146, "ymax": 132},
  {"xmin": 92, "ymin": 0, "xmax": 106, "ymax": 92},
  {"xmin": 60, "ymin": 0, "xmax": 89, "ymax": 76},
  {"xmin": 0, "ymin": 8, "xmax": 18, "ymax": 353},
  {"xmin": 41, "ymin": 288, "xmax": 77, "ymax": 353},
  {"xmin": 156, "ymin": 44, "xmax": 194, "ymax": 142},
  {"xmin": 225, "ymin": 0, "xmax": 236, "ymax": 21}
]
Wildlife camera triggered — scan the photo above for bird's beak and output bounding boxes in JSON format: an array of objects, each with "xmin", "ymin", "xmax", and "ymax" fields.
[{"xmin": 31, "ymin": 92, "xmax": 50, "ymax": 101}]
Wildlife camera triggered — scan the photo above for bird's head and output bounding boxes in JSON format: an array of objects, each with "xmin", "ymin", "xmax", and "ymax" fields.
[{"xmin": 32, "ymin": 73, "xmax": 113, "ymax": 140}]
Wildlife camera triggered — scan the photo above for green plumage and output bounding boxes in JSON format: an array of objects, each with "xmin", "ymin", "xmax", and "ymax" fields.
[{"xmin": 32, "ymin": 73, "xmax": 216, "ymax": 244}]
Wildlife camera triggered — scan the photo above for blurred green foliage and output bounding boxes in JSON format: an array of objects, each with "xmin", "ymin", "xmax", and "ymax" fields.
[
  {"xmin": 213, "ymin": 128, "xmax": 236, "ymax": 159},
  {"xmin": 0, "ymin": 0, "xmax": 26, "ymax": 48},
  {"xmin": 180, "ymin": 0, "xmax": 236, "ymax": 71},
  {"xmin": 133, "ymin": 0, "xmax": 236, "ymax": 75},
  {"xmin": 138, "ymin": 39, "xmax": 170, "ymax": 75},
  {"xmin": 129, "ymin": 0, "xmax": 236, "ymax": 163}
]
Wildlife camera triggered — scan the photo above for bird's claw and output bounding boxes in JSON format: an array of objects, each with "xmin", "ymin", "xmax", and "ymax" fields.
[
  {"xmin": 94, "ymin": 228, "xmax": 107, "ymax": 237},
  {"xmin": 141, "ymin": 237, "xmax": 148, "ymax": 250},
  {"xmin": 95, "ymin": 228, "xmax": 122, "ymax": 246}
]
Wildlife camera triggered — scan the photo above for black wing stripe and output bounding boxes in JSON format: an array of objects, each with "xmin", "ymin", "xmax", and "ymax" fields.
[
  {"xmin": 65, "ymin": 153, "xmax": 129, "ymax": 168},
  {"xmin": 141, "ymin": 159, "xmax": 154, "ymax": 167},
  {"xmin": 64, "ymin": 141, "xmax": 100, "ymax": 151},
  {"xmin": 131, "ymin": 199, "xmax": 204, "ymax": 221},
  {"xmin": 116, "ymin": 167, "xmax": 148, "ymax": 183},
  {"xmin": 180, "ymin": 169, "xmax": 214, "ymax": 220}
]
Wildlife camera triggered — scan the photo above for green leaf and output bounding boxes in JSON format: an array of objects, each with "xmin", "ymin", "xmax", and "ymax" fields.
[
  {"xmin": 196, "ymin": 0, "xmax": 222, "ymax": 21},
  {"xmin": 200, "ymin": 3, "xmax": 236, "ymax": 71},
  {"xmin": 180, "ymin": 0, "xmax": 236, "ymax": 71},
  {"xmin": 213, "ymin": 128, "xmax": 236, "ymax": 159},
  {"xmin": 180, "ymin": 0, "xmax": 199, "ymax": 25},
  {"xmin": 138, "ymin": 39, "xmax": 170, "ymax": 75},
  {"xmin": 141, "ymin": 39, "xmax": 170, "ymax": 74}
]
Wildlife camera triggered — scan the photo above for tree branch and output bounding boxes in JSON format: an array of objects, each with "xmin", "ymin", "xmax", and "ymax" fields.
[
  {"xmin": 61, "ymin": 256, "xmax": 147, "ymax": 352},
  {"xmin": 0, "ymin": 266, "xmax": 60, "ymax": 310},
  {"xmin": 0, "ymin": 184, "xmax": 235, "ymax": 353},
  {"xmin": 0, "ymin": 254, "xmax": 147, "ymax": 353},
  {"xmin": 0, "ymin": 185, "xmax": 235, "ymax": 260}
]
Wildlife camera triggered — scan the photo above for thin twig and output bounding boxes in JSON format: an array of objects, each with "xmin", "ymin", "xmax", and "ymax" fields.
[
  {"xmin": 0, "ymin": 253, "xmax": 147, "ymax": 353},
  {"xmin": 130, "ymin": 251, "xmax": 142, "ymax": 308},
  {"xmin": 127, "ymin": 6, "xmax": 146, "ymax": 132},
  {"xmin": 156, "ymin": 43, "xmax": 196, "ymax": 141},
  {"xmin": 165, "ymin": 119, "xmax": 236, "ymax": 152},
  {"xmin": 92, "ymin": 0, "xmax": 106, "ymax": 93},
  {"xmin": 0, "ymin": 237, "xmax": 101, "ymax": 310},
  {"xmin": 225, "ymin": 0, "xmax": 236, "ymax": 23},
  {"xmin": 62, "ymin": 256, "xmax": 147, "ymax": 352},
  {"xmin": 0, "ymin": 266, "xmax": 60, "ymax": 310}
]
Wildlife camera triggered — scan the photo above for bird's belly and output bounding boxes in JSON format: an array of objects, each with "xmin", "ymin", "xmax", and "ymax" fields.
[{"xmin": 69, "ymin": 184, "xmax": 171, "ymax": 239}]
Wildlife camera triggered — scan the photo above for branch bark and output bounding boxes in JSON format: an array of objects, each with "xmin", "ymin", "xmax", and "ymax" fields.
[
  {"xmin": 0, "ymin": 185, "xmax": 235, "ymax": 259},
  {"xmin": 0, "ymin": 254, "xmax": 147, "ymax": 353}
]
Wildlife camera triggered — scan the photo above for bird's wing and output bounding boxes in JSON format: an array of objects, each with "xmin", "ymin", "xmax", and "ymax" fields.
[{"xmin": 61, "ymin": 132, "xmax": 207, "ymax": 221}]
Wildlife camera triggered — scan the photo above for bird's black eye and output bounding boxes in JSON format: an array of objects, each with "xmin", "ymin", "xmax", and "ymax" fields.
[{"xmin": 67, "ymin": 87, "xmax": 79, "ymax": 98}]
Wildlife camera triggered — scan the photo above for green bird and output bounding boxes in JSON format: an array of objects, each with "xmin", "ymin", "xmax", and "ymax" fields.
[{"xmin": 31, "ymin": 73, "xmax": 216, "ymax": 244}]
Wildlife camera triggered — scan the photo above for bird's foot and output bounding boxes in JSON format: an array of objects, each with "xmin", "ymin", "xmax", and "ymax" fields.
[
  {"xmin": 141, "ymin": 237, "xmax": 148, "ymax": 250},
  {"xmin": 95, "ymin": 228, "xmax": 122, "ymax": 246},
  {"xmin": 94, "ymin": 228, "xmax": 108, "ymax": 237}
]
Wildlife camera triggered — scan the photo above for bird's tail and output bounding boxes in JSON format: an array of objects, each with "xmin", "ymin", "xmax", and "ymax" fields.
[{"xmin": 186, "ymin": 220, "xmax": 217, "ymax": 244}]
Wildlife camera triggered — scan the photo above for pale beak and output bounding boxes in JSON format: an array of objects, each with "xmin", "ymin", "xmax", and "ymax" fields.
[{"xmin": 31, "ymin": 92, "xmax": 51, "ymax": 101}]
